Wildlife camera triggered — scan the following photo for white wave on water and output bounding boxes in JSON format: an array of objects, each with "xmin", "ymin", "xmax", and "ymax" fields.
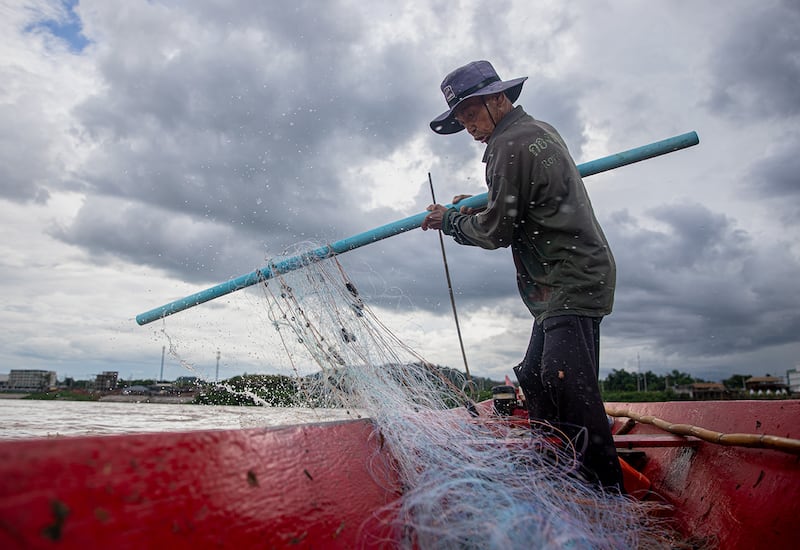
[{"xmin": 0, "ymin": 399, "xmax": 364, "ymax": 440}]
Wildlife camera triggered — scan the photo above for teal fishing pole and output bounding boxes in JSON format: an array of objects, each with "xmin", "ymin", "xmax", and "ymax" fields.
[{"xmin": 136, "ymin": 131, "xmax": 699, "ymax": 325}]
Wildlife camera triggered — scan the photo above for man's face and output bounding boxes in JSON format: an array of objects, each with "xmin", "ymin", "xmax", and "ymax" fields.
[{"xmin": 454, "ymin": 96, "xmax": 497, "ymax": 143}]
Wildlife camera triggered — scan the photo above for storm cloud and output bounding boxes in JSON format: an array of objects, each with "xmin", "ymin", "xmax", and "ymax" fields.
[{"xmin": 1, "ymin": 0, "xmax": 797, "ymax": 382}]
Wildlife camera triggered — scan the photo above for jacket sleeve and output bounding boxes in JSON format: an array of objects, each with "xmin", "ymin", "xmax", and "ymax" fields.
[
  {"xmin": 442, "ymin": 145, "xmax": 524, "ymax": 250},
  {"xmin": 442, "ymin": 178, "xmax": 519, "ymax": 249}
]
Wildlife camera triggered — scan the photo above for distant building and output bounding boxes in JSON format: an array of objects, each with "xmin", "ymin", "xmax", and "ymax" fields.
[
  {"xmin": 672, "ymin": 382, "xmax": 728, "ymax": 400},
  {"xmin": 0, "ymin": 374, "xmax": 8, "ymax": 391},
  {"xmin": 787, "ymin": 368, "xmax": 800, "ymax": 395},
  {"xmin": 745, "ymin": 375, "xmax": 788, "ymax": 394},
  {"xmin": 95, "ymin": 371, "xmax": 119, "ymax": 390},
  {"xmin": 7, "ymin": 370, "xmax": 57, "ymax": 392}
]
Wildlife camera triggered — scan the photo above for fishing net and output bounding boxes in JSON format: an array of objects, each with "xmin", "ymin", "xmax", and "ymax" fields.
[{"xmin": 221, "ymin": 246, "xmax": 677, "ymax": 550}]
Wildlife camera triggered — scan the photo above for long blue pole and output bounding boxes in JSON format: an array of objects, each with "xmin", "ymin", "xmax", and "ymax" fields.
[{"xmin": 136, "ymin": 131, "xmax": 699, "ymax": 325}]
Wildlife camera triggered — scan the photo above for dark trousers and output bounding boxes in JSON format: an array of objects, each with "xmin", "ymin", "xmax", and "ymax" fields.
[{"xmin": 513, "ymin": 315, "xmax": 624, "ymax": 491}]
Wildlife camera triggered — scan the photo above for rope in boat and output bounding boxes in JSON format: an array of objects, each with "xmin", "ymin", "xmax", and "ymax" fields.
[{"xmin": 606, "ymin": 407, "xmax": 800, "ymax": 455}]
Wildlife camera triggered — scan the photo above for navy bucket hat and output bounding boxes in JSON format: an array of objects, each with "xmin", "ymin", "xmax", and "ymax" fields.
[{"xmin": 430, "ymin": 60, "xmax": 527, "ymax": 135}]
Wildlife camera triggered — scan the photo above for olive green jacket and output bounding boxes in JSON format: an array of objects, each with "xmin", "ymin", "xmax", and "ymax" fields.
[{"xmin": 442, "ymin": 106, "xmax": 615, "ymax": 321}]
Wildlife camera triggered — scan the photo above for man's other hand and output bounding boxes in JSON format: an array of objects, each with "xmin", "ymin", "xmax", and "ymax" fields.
[{"xmin": 422, "ymin": 204, "xmax": 447, "ymax": 231}]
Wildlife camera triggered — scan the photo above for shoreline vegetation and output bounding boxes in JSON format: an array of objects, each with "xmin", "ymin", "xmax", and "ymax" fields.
[{"xmin": 3, "ymin": 368, "xmax": 793, "ymax": 406}]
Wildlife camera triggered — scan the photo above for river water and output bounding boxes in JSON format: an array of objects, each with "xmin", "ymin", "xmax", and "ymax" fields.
[{"xmin": 0, "ymin": 398, "xmax": 363, "ymax": 440}]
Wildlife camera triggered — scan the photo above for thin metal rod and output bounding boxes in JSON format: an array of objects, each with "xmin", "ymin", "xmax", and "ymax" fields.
[
  {"xmin": 136, "ymin": 131, "xmax": 699, "ymax": 325},
  {"xmin": 428, "ymin": 172, "xmax": 472, "ymax": 389}
]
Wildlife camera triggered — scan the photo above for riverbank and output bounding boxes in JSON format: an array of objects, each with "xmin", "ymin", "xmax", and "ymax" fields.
[
  {"xmin": 99, "ymin": 394, "xmax": 196, "ymax": 404},
  {"xmin": 0, "ymin": 392, "xmax": 196, "ymax": 404}
]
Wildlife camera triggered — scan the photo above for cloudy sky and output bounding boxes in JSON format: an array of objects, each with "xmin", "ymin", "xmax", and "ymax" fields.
[{"xmin": 2, "ymin": 0, "xmax": 798, "ymax": 384}]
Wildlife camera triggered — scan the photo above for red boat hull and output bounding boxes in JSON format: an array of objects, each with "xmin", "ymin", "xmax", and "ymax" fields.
[
  {"xmin": 607, "ymin": 400, "xmax": 799, "ymax": 550},
  {"xmin": 0, "ymin": 400, "xmax": 797, "ymax": 549},
  {"xmin": 0, "ymin": 419, "xmax": 399, "ymax": 549}
]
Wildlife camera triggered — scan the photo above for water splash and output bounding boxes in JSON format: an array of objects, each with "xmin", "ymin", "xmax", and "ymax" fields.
[{"xmin": 242, "ymin": 248, "xmax": 676, "ymax": 549}]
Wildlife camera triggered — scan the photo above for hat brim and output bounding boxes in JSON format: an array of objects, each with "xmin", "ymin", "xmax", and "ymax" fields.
[{"xmin": 430, "ymin": 77, "xmax": 527, "ymax": 135}]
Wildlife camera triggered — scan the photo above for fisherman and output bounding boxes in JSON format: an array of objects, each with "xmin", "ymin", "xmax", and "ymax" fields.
[{"xmin": 422, "ymin": 60, "xmax": 623, "ymax": 491}]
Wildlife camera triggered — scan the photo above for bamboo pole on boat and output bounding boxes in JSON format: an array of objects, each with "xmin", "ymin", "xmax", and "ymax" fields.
[
  {"xmin": 136, "ymin": 131, "xmax": 700, "ymax": 326},
  {"xmin": 606, "ymin": 407, "xmax": 800, "ymax": 455}
]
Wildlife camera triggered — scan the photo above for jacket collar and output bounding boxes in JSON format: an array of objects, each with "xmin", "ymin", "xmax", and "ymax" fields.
[{"xmin": 482, "ymin": 105, "xmax": 527, "ymax": 163}]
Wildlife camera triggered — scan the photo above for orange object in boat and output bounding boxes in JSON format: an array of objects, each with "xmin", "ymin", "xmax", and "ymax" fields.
[{"xmin": 619, "ymin": 456, "xmax": 652, "ymax": 498}]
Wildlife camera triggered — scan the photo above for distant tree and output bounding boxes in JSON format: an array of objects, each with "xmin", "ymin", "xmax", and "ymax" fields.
[
  {"xmin": 175, "ymin": 376, "xmax": 200, "ymax": 388},
  {"xmin": 195, "ymin": 374, "xmax": 298, "ymax": 406},
  {"xmin": 124, "ymin": 379, "xmax": 157, "ymax": 388},
  {"xmin": 723, "ymin": 374, "xmax": 752, "ymax": 391},
  {"xmin": 665, "ymin": 369, "xmax": 696, "ymax": 387},
  {"xmin": 603, "ymin": 368, "xmax": 700, "ymax": 393},
  {"xmin": 641, "ymin": 370, "xmax": 667, "ymax": 392},
  {"xmin": 605, "ymin": 369, "xmax": 638, "ymax": 392}
]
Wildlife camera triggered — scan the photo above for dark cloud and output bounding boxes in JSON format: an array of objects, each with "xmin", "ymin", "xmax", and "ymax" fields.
[
  {"xmin": 4, "ymin": 1, "xmax": 799, "ymax": 383},
  {"xmin": 55, "ymin": 1, "xmax": 589, "ymax": 291},
  {"xmin": 604, "ymin": 201, "xmax": 800, "ymax": 360},
  {"xmin": 742, "ymin": 132, "xmax": 800, "ymax": 225},
  {"xmin": 0, "ymin": 103, "xmax": 54, "ymax": 203},
  {"xmin": 706, "ymin": 0, "xmax": 800, "ymax": 119},
  {"xmin": 49, "ymin": 196, "xmax": 265, "ymax": 280},
  {"xmin": 55, "ymin": 1, "xmax": 444, "ymax": 279},
  {"xmin": 359, "ymin": 231, "xmax": 520, "ymax": 312}
]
